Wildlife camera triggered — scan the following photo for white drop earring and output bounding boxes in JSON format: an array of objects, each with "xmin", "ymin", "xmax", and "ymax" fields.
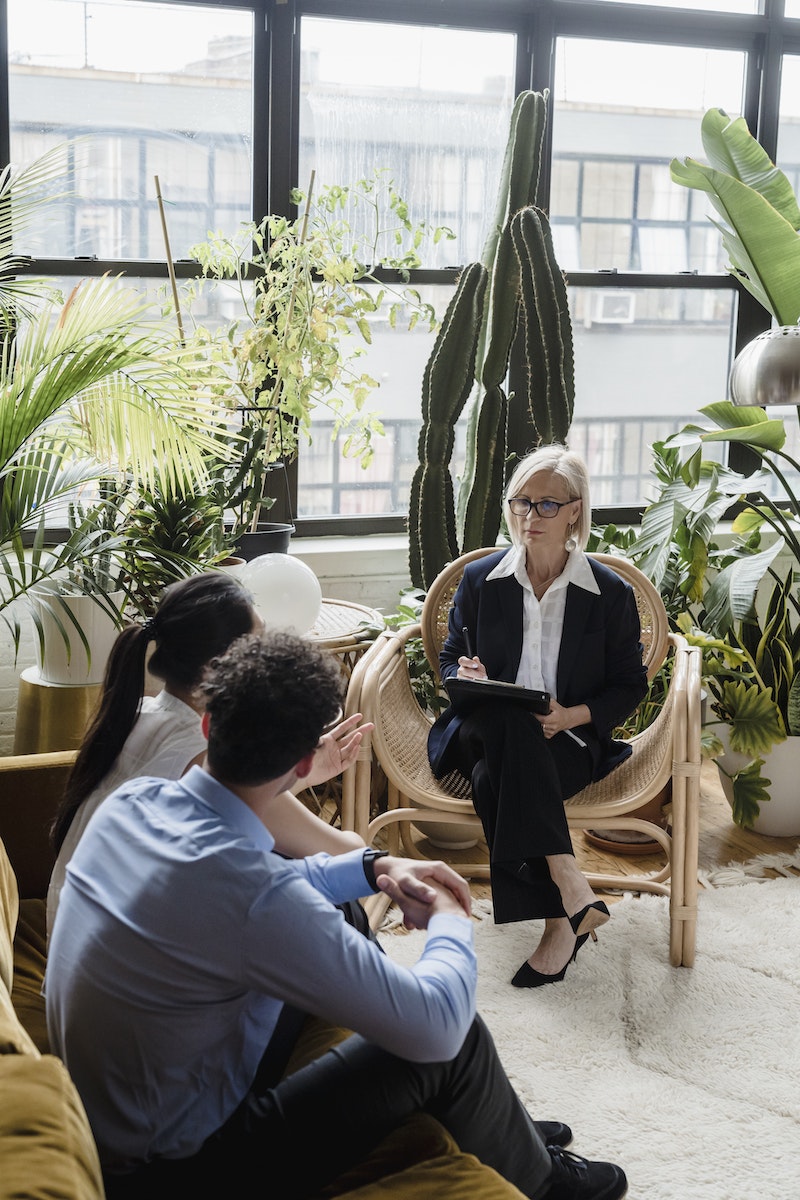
[{"xmin": 564, "ymin": 524, "xmax": 578, "ymax": 553}]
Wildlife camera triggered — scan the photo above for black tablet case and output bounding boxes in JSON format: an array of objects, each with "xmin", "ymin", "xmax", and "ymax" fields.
[{"xmin": 444, "ymin": 677, "xmax": 550, "ymax": 715}]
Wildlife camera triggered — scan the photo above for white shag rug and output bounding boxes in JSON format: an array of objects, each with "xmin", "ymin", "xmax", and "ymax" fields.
[{"xmin": 380, "ymin": 861, "xmax": 800, "ymax": 1200}]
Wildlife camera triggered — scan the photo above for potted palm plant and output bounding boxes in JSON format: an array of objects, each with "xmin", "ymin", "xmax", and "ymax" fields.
[{"xmin": 0, "ymin": 146, "xmax": 239, "ymax": 678}]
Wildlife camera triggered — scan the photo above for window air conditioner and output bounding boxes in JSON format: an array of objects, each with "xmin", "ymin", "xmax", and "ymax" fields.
[{"xmin": 593, "ymin": 291, "xmax": 635, "ymax": 323}]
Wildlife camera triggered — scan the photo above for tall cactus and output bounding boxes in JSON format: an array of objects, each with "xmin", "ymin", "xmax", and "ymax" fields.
[
  {"xmin": 511, "ymin": 206, "xmax": 574, "ymax": 447},
  {"xmin": 407, "ymin": 262, "xmax": 488, "ymax": 590},
  {"xmin": 408, "ymin": 90, "xmax": 576, "ymax": 588}
]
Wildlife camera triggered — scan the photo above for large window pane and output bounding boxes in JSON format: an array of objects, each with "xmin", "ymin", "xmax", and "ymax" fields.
[
  {"xmin": 8, "ymin": 0, "xmax": 253, "ymax": 259},
  {"xmin": 570, "ymin": 286, "xmax": 736, "ymax": 505},
  {"xmin": 777, "ymin": 54, "xmax": 800, "ymax": 193},
  {"xmin": 601, "ymin": 0, "xmax": 756, "ymax": 9},
  {"xmin": 551, "ymin": 39, "xmax": 745, "ymax": 272},
  {"xmin": 298, "ymin": 283, "xmax": 458, "ymax": 519},
  {"xmin": 299, "ymin": 18, "xmax": 515, "ymax": 267}
]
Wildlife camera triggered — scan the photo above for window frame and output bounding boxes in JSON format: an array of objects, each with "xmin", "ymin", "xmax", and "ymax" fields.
[{"xmin": 3, "ymin": 0, "xmax": 800, "ymax": 536}]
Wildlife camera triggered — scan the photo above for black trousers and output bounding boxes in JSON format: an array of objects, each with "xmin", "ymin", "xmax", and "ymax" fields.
[
  {"xmin": 102, "ymin": 1015, "xmax": 552, "ymax": 1200},
  {"xmin": 454, "ymin": 702, "xmax": 593, "ymax": 922}
]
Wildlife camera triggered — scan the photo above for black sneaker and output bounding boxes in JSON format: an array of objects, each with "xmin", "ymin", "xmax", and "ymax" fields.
[
  {"xmin": 534, "ymin": 1121, "xmax": 573, "ymax": 1148},
  {"xmin": 533, "ymin": 1146, "xmax": 628, "ymax": 1200}
]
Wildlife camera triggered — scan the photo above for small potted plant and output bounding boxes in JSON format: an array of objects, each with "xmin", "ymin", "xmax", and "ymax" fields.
[{"xmin": 179, "ymin": 169, "xmax": 451, "ymax": 553}]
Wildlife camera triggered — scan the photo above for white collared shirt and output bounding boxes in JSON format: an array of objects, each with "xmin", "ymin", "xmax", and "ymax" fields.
[
  {"xmin": 486, "ymin": 546, "xmax": 600, "ymax": 697},
  {"xmin": 47, "ymin": 689, "xmax": 207, "ymax": 939}
]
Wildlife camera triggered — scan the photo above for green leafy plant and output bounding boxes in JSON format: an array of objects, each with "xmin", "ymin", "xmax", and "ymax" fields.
[
  {"xmin": 0, "ymin": 145, "xmax": 240, "ymax": 656},
  {"xmin": 595, "ymin": 406, "xmax": 800, "ymax": 827},
  {"xmin": 115, "ymin": 415, "xmax": 279, "ymax": 611},
  {"xmin": 181, "ymin": 170, "xmax": 453, "ymax": 533},
  {"xmin": 670, "ymin": 106, "xmax": 800, "ymax": 327},
  {"xmin": 380, "ymin": 590, "xmax": 449, "ymax": 718},
  {"xmin": 65, "ymin": 419, "xmax": 270, "ymax": 619}
]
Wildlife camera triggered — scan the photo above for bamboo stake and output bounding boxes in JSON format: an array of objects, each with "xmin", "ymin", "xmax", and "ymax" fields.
[
  {"xmin": 154, "ymin": 174, "xmax": 185, "ymax": 347},
  {"xmin": 251, "ymin": 169, "xmax": 316, "ymax": 532}
]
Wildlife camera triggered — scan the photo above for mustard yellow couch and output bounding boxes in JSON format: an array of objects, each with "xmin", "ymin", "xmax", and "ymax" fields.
[{"xmin": 0, "ymin": 751, "xmax": 524, "ymax": 1200}]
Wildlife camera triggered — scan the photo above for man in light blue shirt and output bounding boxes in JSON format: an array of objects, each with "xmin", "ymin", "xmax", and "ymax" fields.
[{"xmin": 46, "ymin": 631, "xmax": 627, "ymax": 1200}]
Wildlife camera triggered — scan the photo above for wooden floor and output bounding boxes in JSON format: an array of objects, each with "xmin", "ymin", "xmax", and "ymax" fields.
[
  {"xmin": 400, "ymin": 760, "xmax": 800, "ymax": 905},
  {"xmin": 579, "ymin": 759, "xmax": 798, "ymax": 890},
  {"xmin": 314, "ymin": 759, "xmax": 799, "ymax": 926},
  {"xmin": 311, "ymin": 760, "xmax": 799, "ymax": 934}
]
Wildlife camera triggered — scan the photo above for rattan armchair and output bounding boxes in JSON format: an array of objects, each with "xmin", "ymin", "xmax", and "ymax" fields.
[{"xmin": 341, "ymin": 550, "xmax": 702, "ymax": 966}]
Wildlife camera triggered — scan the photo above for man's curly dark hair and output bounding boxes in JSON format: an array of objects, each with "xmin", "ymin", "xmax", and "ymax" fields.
[{"xmin": 200, "ymin": 631, "xmax": 344, "ymax": 786}]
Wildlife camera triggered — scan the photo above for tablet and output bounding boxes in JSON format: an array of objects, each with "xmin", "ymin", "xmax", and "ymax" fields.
[{"xmin": 444, "ymin": 677, "xmax": 550, "ymax": 715}]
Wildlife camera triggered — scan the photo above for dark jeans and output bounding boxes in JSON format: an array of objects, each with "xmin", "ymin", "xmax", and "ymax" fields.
[
  {"xmin": 102, "ymin": 1016, "xmax": 552, "ymax": 1200},
  {"xmin": 455, "ymin": 702, "xmax": 593, "ymax": 921}
]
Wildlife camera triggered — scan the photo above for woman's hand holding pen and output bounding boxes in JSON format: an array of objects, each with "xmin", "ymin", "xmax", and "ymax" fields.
[
  {"xmin": 536, "ymin": 699, "xmax": 569, "ymax": 739},
  {"xmin": 537, "ymin": 699, "xmax": 592, "ymax": 744},
  {"xmin": 457, "ymin": 625, "xmax": 488, "ymax": 680},
  {"xmin": 457, "ymin": 655, "xmax": 488, "ymax": 680}
]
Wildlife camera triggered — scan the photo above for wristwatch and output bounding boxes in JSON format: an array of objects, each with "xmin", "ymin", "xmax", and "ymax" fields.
[{"xmin": 362, "ymin": 848, "xmax": 390, "ymax": 892}]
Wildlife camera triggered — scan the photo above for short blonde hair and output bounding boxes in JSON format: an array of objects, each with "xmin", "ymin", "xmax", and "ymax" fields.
[{"xmin": 504, "ymin": 445, "xmax": 591, "ymax": 549}]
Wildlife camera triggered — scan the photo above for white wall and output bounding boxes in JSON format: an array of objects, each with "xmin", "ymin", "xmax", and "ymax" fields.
[{"xmin": 0, "ymin": 535, "xmax": 412, "ymax": 756}]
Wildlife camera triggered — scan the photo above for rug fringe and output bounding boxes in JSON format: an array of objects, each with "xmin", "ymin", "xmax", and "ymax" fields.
[{"xmin": 700, "ymin": 846, "xmax": 800, "ymax": 888}]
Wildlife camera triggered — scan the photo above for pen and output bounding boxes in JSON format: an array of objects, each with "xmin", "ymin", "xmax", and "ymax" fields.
[{"xmin": 462, "ymin": 626, "xmax": 475, "ymax": 660}]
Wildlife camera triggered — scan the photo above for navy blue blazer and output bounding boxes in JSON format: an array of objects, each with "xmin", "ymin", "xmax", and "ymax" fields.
[{"xmin": 428, "ymin": 550, "xmax": 649, "ymax": 783}]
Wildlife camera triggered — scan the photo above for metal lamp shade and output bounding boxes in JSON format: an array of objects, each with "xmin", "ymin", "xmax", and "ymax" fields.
[{"xmin": 729, "ymin": 325, "xmax": 800, "ymax": 406}]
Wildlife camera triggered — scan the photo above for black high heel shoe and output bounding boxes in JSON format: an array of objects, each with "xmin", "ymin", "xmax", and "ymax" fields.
[
  {"xmin": 568, "ymin": 900, "xmax": 610, "ymax": 938},
  {"xmin": 511, "ymin": 933, "xmax": 590, "ymax": 989}
]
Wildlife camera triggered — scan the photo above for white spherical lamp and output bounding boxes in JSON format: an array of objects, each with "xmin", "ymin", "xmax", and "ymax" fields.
[{"xmin": 240, "ymin": 554, "xmax": 322, "ymax": 635}]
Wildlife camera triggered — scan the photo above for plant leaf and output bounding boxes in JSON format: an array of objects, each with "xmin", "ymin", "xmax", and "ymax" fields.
[
  {"xmin": 703, "ymin": 540, "xmax": 784, "ymax": 632},
  {"xmin": 728, "ymin": 757, "xmax": 772, "ymax": 829},
  {"xmin": 717, "ymin": 679, "xmax": 786, "ymax": 756},
  {"xmin": 670, "ymin": 111, "xmax": 800, "ymax": 325},
  {"xmin": 699, "ymin": 109, "xmax": 800, "ymax": 225}
]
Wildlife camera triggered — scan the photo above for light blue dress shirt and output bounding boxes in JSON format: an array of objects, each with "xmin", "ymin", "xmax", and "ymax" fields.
[{"xmin": 45, "ymin": 766, "xmax": 476, "ymax": 1170}]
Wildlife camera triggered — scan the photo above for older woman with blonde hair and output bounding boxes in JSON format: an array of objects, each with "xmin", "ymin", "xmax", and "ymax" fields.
[{"xmin": 428, "ymin": 445, "xmax": 648, "ymax": 987}]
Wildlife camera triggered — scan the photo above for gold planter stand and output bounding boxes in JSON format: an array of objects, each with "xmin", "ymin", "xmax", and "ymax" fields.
[{"xmin": 13, "ymin": 667, "xmax": 101, "ymax": 754}]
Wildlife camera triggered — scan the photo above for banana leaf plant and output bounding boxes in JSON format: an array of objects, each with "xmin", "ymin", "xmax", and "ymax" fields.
[
  {"xmin": 661, "ymin": 108, "xmax": 800, "ymax": 823},
  {"xmin": 670, "ymin": 106, "xmax": 800, "ymax": 327}
]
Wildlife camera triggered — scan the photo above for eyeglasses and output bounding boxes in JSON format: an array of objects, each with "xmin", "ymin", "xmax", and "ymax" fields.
[{"xmin": 508, "ymin": 496, "xmax": 577, "ymax": 519}]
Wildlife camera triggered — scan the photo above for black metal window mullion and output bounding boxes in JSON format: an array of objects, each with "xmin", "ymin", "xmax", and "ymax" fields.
[
  {"xmin": 138, "ymin": 136, "xmax": 148, "ymax": 260},
  {"xmin": 0, "ymin": 0, "xmax": 9, "ymax": 171},
  {"xmin": 3, "ymin": 0, "xmax": 800, "ymax": 537},
  {"xmin": 630, "ymin": 162, "xmax": 641, "ymax": 273}
]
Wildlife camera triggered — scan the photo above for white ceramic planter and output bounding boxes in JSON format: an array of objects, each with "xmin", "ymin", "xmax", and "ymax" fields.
[
  {"xmin": 715, "ymin": 731, "xmax": 800, "ymax": 837},
  {"xmin": 30, "ymin": 591, "xmax": 124, "ymax": 686}
]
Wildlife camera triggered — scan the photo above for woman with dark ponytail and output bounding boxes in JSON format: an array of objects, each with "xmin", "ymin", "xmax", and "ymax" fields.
[{"xmin": 47, "ymin": 572, "xmax": 367, "ymax": 936}]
